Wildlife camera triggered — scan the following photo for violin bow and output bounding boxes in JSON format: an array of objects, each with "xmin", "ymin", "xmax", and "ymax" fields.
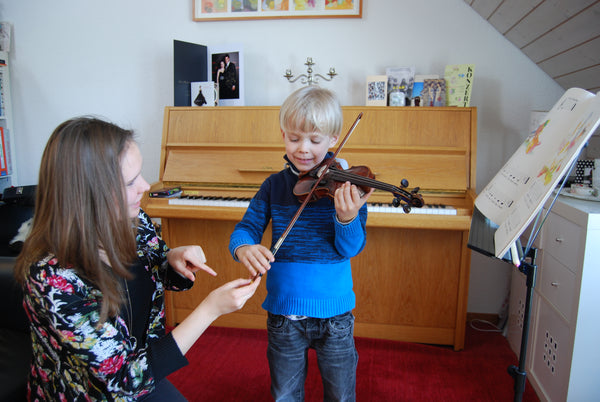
[{"xmin": 270, "ymin": 112, "xmax": 363, "ymax": 257}]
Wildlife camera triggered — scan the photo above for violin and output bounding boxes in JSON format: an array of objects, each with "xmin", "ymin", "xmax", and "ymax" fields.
[{"xmin": 294, "ymin": 159, "xmax": 425, "ymax": 214}]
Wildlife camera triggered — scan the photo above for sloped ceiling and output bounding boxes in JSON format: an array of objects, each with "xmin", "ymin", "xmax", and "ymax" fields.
[{"xmin": 465, "ymin": 0, "xmax": 600, "ymax": 93}]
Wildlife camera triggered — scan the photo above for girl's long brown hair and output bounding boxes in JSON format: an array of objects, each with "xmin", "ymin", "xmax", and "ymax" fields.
[{"xmin": 15, "ymin": 117, "xmax": 138, "ymax": 323}]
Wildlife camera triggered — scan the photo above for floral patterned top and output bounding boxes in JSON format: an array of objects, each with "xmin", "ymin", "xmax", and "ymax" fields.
[{"xmin": 22, "ymin": 209, "xmax": 192, "ymax": 401}]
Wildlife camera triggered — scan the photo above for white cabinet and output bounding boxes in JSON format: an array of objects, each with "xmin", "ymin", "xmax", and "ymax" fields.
[
  {"xmin": 508, "ymin": 196, "xmax": 600, "ymax": 401},
  {"xmin": 507, "ymin": 265, "xmax": 529, "ymax": 357},
  {"xmin": 0, "ymin": 50, "xmax": 16, "ymax": 193}
]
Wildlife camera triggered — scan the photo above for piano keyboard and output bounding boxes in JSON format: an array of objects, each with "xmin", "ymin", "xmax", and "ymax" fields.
[
  {"xmin": 368, "ymin": 203, "xmax": 456, "ymax": 215},
  {"xmin": 169, "ymin": 196, "xmax": 457, "ymax": 215},
  {"xmin": 169, "ymin": 196, "xmax": 251, "ymax": 208}
]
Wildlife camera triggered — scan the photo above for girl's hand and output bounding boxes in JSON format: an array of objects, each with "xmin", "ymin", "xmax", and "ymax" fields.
[
  {"xmin": 167, "ymin": 245, "xmax": 217, "ymax": 281},
  {"xmin": 204, "ymin": 276, "xmax": 262, "ymax": 318}
]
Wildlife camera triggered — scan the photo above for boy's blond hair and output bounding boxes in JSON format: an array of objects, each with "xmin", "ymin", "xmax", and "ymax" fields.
[{"xmin": 279, "ymin": 86, "xmax": 343, "ymax": 138}]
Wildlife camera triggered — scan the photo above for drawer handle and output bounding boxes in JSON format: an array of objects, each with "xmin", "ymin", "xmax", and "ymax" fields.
[
  {"xmin": 555, "ymin": 237, "xmax": 563, "ymax": 243},
  {"xmin": 551, "ymin": 282, "xmax": 559, "ymax": 287}
]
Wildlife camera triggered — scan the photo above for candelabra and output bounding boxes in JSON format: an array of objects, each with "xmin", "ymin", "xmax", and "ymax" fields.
[{"xmin": 284, "ymin": 57, "xmax": 337, "ymax": 85}]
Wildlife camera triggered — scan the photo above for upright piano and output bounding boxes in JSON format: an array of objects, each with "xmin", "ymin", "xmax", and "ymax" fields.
[{"xmin": 143, "ymin": 106, "xmax": 477, "ymax": 350}]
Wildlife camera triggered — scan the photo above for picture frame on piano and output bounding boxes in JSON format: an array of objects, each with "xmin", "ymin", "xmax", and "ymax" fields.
[
  {"xmin": 191, "ymin": 81, "xmax": 218, "ymax": 107},
  {"xmin": 365, "ymin": 75, "xmax": 388, "ymax": 106},
  {"xmin": 209, "ymin": 45, "xmax": 244, "ymax": 106}
]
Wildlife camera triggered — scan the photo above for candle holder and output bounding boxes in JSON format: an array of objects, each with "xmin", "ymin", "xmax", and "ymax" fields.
[{"xmin": 284, "ymin": 57, "xmax": 337, "ymax": 85}]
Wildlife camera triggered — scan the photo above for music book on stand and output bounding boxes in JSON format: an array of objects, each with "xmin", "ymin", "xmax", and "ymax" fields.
[{"xmin": 469, "ymin": 88, "xmax": 600, "ymax": 259}]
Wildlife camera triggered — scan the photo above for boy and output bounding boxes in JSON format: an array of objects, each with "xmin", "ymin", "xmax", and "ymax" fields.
[{"xmin": 229, "ymin": 86, "xmax": 372, "ymax": 401}]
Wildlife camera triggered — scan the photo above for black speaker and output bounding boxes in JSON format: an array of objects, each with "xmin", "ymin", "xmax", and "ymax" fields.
[{"xmin": 2, "ymin": 185, "xmax": 36, "ymax": 205}]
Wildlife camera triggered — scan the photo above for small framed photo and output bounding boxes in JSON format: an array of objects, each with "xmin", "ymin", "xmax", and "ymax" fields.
[
  {"xmin": 209, "ymin": 45, "xmax": 244, "ymax": 106},
  {"xmin": 422, "ymin": 79, "xmax": 446, "ymax": 107},
  {"xmin": 366, "ymin": 75, "xmax": 388, "ymax": 106},
  {"xmin": 386, "ymin": 67, "xmax": 415, "ymax": 99},
  {"xmin": 191, "ymin": 81, "xmax": 218, "ymax": 107}
]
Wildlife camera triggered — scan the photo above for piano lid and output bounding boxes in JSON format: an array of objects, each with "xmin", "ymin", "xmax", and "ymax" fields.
[{"xmin": 158, "ymin": 106, "xmax": 477, "ymax": 194}]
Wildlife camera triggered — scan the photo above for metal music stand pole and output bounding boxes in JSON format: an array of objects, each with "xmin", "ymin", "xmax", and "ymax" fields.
[
  {"xmin": 507, "ymin": 153, "xmax": 580, "ymax": 402},
  {"xmin": 507, "ymin": 245, "xmax": 537, "ymax": 402}
]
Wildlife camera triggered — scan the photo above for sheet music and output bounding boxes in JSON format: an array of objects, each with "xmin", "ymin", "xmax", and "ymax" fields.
[{"xmin": 474, "ymin": 88, "xmax": 600, "ymax": 257}]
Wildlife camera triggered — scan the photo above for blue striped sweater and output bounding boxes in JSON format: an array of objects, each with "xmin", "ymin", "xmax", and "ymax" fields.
[{"xmin": 229, "ymin": 154, "xmax": 368, "ymax": 318}]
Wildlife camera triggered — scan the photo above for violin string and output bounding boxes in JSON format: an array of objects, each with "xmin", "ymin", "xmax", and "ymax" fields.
[
  {"xmin": 327, "ymin": 168, "xmax": 417, "ymax": 200},
  {"xmin": 328, "ymin": 168, "xmax": 398, "ymax": 192},
  {"xmin": 325, "ymin": 167, "xmax": 423, "ymax": 207}
]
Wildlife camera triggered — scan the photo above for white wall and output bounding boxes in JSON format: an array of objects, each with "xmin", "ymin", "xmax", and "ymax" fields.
[{"xmin": 0, "ymin": 0, "xmax": 565, "ymax": 315}]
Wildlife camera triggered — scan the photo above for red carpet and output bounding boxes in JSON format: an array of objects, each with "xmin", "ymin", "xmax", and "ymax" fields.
[{"xmin": 168, "ymin": 323, "xmax": 539, "ymax": 401}]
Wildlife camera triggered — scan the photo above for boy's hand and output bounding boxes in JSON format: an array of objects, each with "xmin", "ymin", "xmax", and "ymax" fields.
[
  {"xmin": 334, "ymin": 181, "xmax": 374, "ymax": 223},
  {"xmin": 235, "ymin": 244, "xmax": 274, "ymax": 278}
]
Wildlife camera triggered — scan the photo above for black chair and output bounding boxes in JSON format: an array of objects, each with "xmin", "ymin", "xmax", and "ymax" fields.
[{"xmin": 0, "ymin": 186, "xmax": 35, "ymax": 401}]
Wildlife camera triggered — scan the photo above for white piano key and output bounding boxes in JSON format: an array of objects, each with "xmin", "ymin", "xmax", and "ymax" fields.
[{"xmin": 367, "ymin": 203, "xmax": 457, "ymax": 215}]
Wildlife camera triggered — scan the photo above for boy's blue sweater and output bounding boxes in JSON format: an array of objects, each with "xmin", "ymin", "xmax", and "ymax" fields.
[{"xmin": 229, "ymin": 154, "xmax": 368, "ymax": 318}]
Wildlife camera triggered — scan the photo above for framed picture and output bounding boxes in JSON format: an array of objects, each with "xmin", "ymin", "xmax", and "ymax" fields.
[
  {"xmin": 412, "ymin": 74, "xmax": 439, "ymax": 101},
  {"xmin": 209, "ymin": 45, "xmax": 244, "ymax": 106},
  {"xmin": 191, "ymin": 81, "xmax": 218, "ymax": 107},
  {"xmin": 385, "ymin": 67, "xmax": 415, "ymax": 99},
  {"xmin": 365, "ymin": 75, "xmax": 387, "ymax": 106},
  {"xmin": 194, "ymin": 0, "xmax": 362, "ymax": 21},
  {"xmin": 421, "ymin": 79, "xmax": 447, "ymax": 107}
]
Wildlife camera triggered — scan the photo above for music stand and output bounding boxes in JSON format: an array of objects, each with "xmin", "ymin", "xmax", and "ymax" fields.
[
  {"xmin": 468, "ymin": 157, "xmax": 578, "ymax": 402},
  {"xmin": 467, "ymin": 88, "xmax": 600, "ymax": 402}
]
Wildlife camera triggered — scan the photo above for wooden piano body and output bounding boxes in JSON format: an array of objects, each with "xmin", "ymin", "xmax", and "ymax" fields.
[{"xmin": 143, "ymin": 106, "xmax": 477, "ymax": 351}]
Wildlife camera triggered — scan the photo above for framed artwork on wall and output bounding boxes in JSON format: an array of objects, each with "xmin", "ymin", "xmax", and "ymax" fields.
[{"xmin": 194, "ymin": 0, "xmax": 362, "ymax": 21}]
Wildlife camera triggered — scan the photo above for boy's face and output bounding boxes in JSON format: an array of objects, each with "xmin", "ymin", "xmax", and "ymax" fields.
[{"xmin": 282, "ymin": 129, "xmax": 339, "ymax": 173}]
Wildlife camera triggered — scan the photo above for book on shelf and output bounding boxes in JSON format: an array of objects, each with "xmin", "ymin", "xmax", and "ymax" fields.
[
  {"xmin": 0, "ymin": 126, "xmax": 8, "ymax": 176},
  {"xmin": 0, "ymin": 22, "xmax": 12, "ymax": 53},
  {"xmin": 0, "ymin": 69, "xmax": 4, "ymax": 117},
  {"xmin": 444, "ymin": 64, "xmax": 475, "ymax": 107}
]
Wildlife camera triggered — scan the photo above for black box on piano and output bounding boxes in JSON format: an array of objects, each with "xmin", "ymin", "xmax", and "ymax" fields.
[{"xmin": 149, "ymin": 187, "xmax": 182, "ymax": 198}]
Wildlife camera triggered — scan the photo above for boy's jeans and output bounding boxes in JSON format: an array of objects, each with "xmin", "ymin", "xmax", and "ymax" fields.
[{"xmin": 267, "ymin": 311, "xmax": 358, "ymax": 402}]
